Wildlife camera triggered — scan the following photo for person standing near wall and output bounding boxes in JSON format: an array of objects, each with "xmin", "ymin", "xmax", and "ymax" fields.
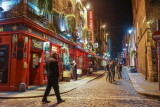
[
  {"xmin": 73, "ymin": 60, "xmax": 77, "ymax": 80},
  {"xmin": 106, "ymin": 61, "xmax": 111, "ymax": 82},
  {"xmin": 117, "ymin": 61, "xmax": 122, "ymax": 79}
]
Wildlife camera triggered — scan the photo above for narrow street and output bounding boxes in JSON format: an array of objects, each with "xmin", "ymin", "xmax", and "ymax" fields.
[{"xmin": 1, "ymin": 68, "xmax": 160, "ymax": 107}]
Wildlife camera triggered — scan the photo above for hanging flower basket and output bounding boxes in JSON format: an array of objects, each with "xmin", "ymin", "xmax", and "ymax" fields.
[
  {"xmin": 131, "ymin": 50, "xmax": 136, "ymax": 56},
  {"xmin": 65, "ymin": 14, "xmax": 76, "ymax": 33}
]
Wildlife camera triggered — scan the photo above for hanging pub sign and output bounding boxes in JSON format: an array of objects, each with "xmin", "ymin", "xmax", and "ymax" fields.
[
  {"xmin": 44, "ymin": 42, "xmax": 50, "ymax": 51},
  {"xmin": 94, "ymin": 43, "xmax": 98, "ymax": 48},
  {"xmin": 31, "ymin": 38, "xmax": 43, "ymax": 50}
]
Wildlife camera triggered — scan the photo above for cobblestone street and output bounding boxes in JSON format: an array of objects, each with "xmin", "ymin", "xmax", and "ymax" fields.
[{"xmin": 1, "ymin": 68, "xmax": 160, "ymax": 107}]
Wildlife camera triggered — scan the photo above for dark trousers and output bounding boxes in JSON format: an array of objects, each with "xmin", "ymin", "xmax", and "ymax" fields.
[
  {"xmin": 106, "ymin": 71, "xmax": 111, "ymax": 81},
  {"xmin": 43, "ymin": 79, "xmax": 61, "ymax": 101}
]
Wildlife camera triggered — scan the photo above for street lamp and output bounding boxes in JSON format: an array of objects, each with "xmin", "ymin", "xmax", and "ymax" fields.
[
  {"xmin": 129, "ymin": 29, "xmax": 132, "ymax": 34},
  {"xmin": 86, "ymin": 4, "xmax": 90, "ymax": 9},
  {"xmin": 106, "ymin": 33, "xmax": 109, "ymax": 36},
  {"xmin": 102, "ymin": 25, "xmax": 106, "ymax": 28}
]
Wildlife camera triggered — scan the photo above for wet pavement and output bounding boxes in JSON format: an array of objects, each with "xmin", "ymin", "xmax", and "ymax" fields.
[
  {"xmin": 0, "ymin": 71, "xmax": 105, "ymax": 98},
  {"xmin": 0, "ymin": 67, "xmax": 160, "ymax": 107}
]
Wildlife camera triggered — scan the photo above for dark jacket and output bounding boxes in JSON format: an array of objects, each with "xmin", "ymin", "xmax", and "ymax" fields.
[
  {"xmin": 46, "ymin": 57, "xmax": 59, "ymax": 80},
  {"xmin": 117, "ymin": 64, "xmax": 122, "ymax": 71},
  {"xmin": 106, "ymin": 64, "xmax": 109, "ymax": 71}
]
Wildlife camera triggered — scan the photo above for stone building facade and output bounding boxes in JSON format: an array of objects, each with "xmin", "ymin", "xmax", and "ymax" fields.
[
  {"xmin": 132, "ymin": 0, "xmax": 160, "ymax": 82},
  {"xmin": 94, "ymin": 17, "xmax": 107, "ymax": 56}
]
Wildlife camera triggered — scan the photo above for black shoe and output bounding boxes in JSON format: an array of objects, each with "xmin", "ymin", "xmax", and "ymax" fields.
[
  {"xmin": 57, "ymin": 99, "xmax": 65, "ymax": 104},
  {"xmin": 42, "ymin": 98, "xmax": 50, "ymax": 103}
]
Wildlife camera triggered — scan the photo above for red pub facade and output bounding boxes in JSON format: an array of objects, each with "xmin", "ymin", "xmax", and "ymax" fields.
[
  {"xmin": 0, "ymin": 17, "xmax": 91, "ymax": 91},
  {"xmin": 0, "ymin": 0, "xmax": 106, "ymax": 92}
]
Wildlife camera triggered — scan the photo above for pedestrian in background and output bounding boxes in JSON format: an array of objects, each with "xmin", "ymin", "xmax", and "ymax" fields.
[
  {"xmin": 73, "ymin": 60, "xmax": 77, "ymax": 80},
  {"xmin": 106, "ymin": 61, "xmax": 111, "ymax": 82},
  {"xmin": 117, "ymin": 61, "xmax": 122, "ymax": 79},
  {"xmin": 70, "ymin": 62, "xmax": 74, "ymax": 79},
  {"xmin": 112, "ymin": 60, "xmax": 116, "ymax": 82},
  {"xmin": 109, "ymin": 60, "xmax": 115, "ymax": 83},
  {"xmin": 42, "ymin": 53, "xmax": 65, "ymax": 104}
]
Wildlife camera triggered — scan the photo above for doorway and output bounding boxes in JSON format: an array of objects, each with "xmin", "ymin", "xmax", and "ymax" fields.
[{"xmin": 29, "ymin": 49, "xmax": 42, "ymax": 85}]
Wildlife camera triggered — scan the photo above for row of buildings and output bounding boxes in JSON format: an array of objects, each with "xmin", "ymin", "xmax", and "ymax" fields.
[
  {"xmin": 0, "ymin": 0, "xmax": 111, "ymax": 91},
  {"xmin": 123, "ymin": 0, "xmax": 160, "ymax": 82}
]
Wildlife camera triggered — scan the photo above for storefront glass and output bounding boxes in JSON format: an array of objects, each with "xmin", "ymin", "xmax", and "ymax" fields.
[{"xmin": 0, "ymin": 45, "xmax": 9, "ymax": 84}]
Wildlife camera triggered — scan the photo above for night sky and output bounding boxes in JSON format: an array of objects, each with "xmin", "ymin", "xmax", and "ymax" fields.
[{"xmin": 83, "ymin": 0, "xmax": 133, "ymax": 58}]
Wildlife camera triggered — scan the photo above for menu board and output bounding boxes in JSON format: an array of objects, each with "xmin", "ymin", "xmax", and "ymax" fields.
[{"xmin": 0, "ymin": 45, "xmax": 9, "ymax": 84}]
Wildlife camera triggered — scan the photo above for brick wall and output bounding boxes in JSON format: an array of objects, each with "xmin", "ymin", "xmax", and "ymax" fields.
[
  {"xmin": 146, "ymin": 0, "xmax": 160, "ymax": 20},
  {"xmin": 132, "ymin": 0, "xmax": 158, "ymax": 81},
  {"xmin": 132, "ymin": 0, "xmax": 147, "ymax": 77}
]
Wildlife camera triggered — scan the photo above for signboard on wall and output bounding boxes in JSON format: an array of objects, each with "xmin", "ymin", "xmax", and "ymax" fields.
[
  {"xmin": 95, "ymin": 43, "xmax": 98, "ymax": 48},
  {"xmin": 88, "ymin": 10, "xmax": 94, "ymax": 43},
  {"xmin": 31, "ymin": 38, "xmax": 43, "ymax": 50},
  {"xmin": 44, "ymin": 42, "xmax": 50, "ymax": 51},
  {"xmin": 52, "ymin": 46, "xmax": 57, "ymax": 52}
]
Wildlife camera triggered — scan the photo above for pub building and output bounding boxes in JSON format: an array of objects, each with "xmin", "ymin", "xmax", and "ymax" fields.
[{"xmin": 0, "ymin": 0, "xmax": 91, "ymax": 91}]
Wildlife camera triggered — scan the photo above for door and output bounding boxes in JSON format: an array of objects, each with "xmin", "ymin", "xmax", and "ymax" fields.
[{"xmin": 29, "ymin": 50, "xmax": 41, "ymax": 85}]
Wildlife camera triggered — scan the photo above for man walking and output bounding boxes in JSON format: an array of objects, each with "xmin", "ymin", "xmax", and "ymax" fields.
[{"xmin": 42, "ymin": 53, "xmax": 65, "ymax": 104}]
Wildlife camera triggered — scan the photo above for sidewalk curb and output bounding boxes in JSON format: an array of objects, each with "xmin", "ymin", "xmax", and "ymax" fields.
[
  {"xmin": 0, "ymin": 71, "xmax": 105, "ymax": 99},
  {"xmin": 87, "ymin": 71, "xmax": 106, "ymax": 83},
  {"xmin": 124, "ymin": 67, "xmax": 160, "ymax": 98}
]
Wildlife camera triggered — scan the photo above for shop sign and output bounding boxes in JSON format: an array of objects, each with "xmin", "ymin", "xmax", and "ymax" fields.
[
  {"xmin": 52, "ymin": 46, "xmax": 57, "ymax": 52},
  {"xmin": 44, "ymin": 42, "xmax": 50, "ymax": 51},
  {"xmin": 95, "ymin": 43, "xmax": 98, "ymax": 48},
  {"xmin": 31, "ymin": 38, "xmax": 43, "ymax": 50},
  {"xmin": 88, "ymin": 54, "xmax": 92, "ymax": 57},
  {"xmin": 0, "ymin": 27, "xmax": 3, "ymax": 32},
  {"xmin": 25, "ymin": 36, "xmax": 28, "ymax": 43},
  {"xmin": 23, "ymin": 62, "xmax": 28, "ymax": 68},
  {"xmin": 12, "ymin": 25, "xmax": 17, "ymax": 30},
  {"xmin": 12, "ymin": 34, "xmax": 18, "ymax": 44},
  {"xmin": 88, "ymin": 10, "xmax": 94, "ymax": 41}
]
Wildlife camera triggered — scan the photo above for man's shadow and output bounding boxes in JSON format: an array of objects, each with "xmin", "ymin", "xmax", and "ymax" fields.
[
  {"xmin": 114, "ymin": 80, "xmax": 122, "ymax": 85},
  {"xmin": 49, "ymin": 103, "xmax": 58, "ymax": 107},
  {"xmin": 41, "ymin": 102, "xmax": 58, "ymax": 107}
]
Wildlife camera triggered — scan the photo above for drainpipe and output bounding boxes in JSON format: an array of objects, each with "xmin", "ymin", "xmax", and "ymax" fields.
[{"xmin": 145, "ymin": 42, "xmax": 148, "ymax": 80}]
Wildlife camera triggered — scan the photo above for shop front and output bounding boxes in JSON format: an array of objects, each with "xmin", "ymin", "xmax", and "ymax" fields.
[
  {"xmin": 76, "ymin": 48, "xmax": 89, "ymax": 75},
  {"xmin": 28, "ymin": 37, "xmax": 44, "ymax": 86},
  {"xmin": 0, "ymin": 32, "xmax": 46, "ymax": 91},
  {"xmin": 0, "ymin": 34, "xmax": 11, "ymax": 91},
  {"xmin": 0, "ymin": 18, "xmax": 76, "ymax": 91}
]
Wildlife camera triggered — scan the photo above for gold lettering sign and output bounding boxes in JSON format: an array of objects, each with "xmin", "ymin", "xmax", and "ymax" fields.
[
  {"xmin": 31, "ymin": 39, "xmax": 43, "ymax": 49},
  {"xmin": 0, "ymin": 27, "xmax": 3, "ymax": 32}
]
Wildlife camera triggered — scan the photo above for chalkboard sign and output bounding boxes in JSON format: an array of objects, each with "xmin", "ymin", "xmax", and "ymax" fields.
[
  {"xmin": 17, "ymin": 50, "xmax": 23, "ymax": 60},
  {"xmin": 0, "ymin": 45, "xmax": 9, "ymax": 84}
]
